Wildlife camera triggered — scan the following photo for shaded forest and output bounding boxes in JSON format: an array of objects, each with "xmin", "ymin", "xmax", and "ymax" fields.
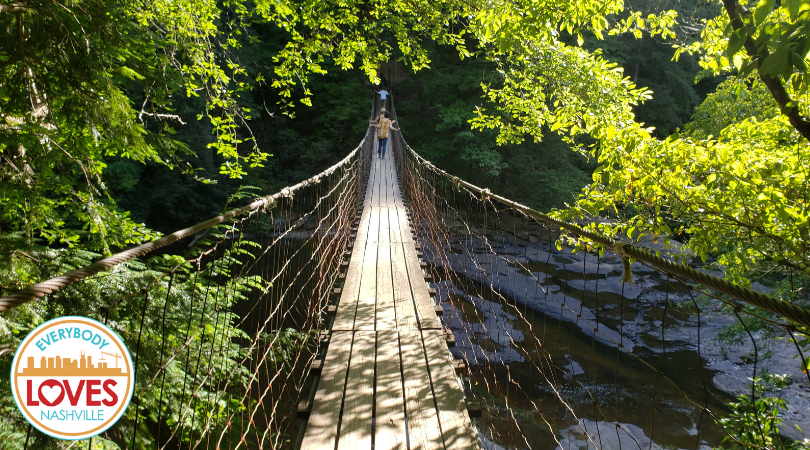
[{"xmin": 105, "ymin": 16, "xmax": 719, "ymax": 232}]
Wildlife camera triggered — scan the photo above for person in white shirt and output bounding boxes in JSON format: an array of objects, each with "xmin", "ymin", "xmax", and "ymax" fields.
[{"xmin": 377, "ymin": 88, "xmax": 389, "ymax": 108}]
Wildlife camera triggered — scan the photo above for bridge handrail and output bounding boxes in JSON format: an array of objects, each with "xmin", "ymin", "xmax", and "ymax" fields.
[
  {"xmin": 398, "ymin": 136, "xmax": 810, "ymax": 330},
  {"xmin": 0, "ymin": 129, "xmax": 372, "ymax": 313}
]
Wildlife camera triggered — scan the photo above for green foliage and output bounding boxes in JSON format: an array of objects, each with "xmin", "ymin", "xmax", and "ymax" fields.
[
  {"xmin": 0, "ymin": 0, "xmax": 688, "ymax": 251},
  {"xmin": 716, "ymin": 308, "xmax": 769, "ymax": 345},
  {"xmin": 561, "ymin": 75, "xmax": 810, "ymax": 284},
  {"xmin": 684, "ymin": 76, "xmax": 779, "ymax": 138},
  {"xmin": 676, "ymin": 0, "xmax": 810, "ymax": 97},
  {"xmin": 0, "ymin": 225, "xmax": 267, "ymax": 448},
  {"xmin": 391, "ymin": 46, "xmax": 597, "ymax": 211},
  {"xmin": 586, "ymin": 32, "xmax": 709, "ymax": 137},
  {"xmin": 0, "ymin": 0, "xmax": 261, "ymax": 258},
  {"xmin": 717, "ymin": 374, "xmax": 810, "ymax": 449},
  {"xmin": 257, "ymin": 0, "xmax": 472, "ymax": 111}
]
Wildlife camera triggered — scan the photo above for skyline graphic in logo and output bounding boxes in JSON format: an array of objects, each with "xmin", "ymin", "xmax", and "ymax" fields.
[{"xmin": 11, "ymin": 316, "xmax": 135, "ymax": 440}]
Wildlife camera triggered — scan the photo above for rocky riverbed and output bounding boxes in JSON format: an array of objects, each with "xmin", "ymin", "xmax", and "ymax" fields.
[{"xmin": 422, "ymin": 226, "xmax": 810, "ymax": 449}]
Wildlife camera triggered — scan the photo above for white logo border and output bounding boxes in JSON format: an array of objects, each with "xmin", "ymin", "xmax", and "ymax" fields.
[{"xmin": 10, "ymin": 315, "xmax": 135, "ymax": 440}]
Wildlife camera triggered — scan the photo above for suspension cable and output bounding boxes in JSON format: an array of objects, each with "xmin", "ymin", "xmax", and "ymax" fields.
[
  {"xmin": 0, "ymin": 132, "xmax": 370, "ymax": 312},
  {"xmin": 396, "ymin": 123, "xmax": 810, "ymax": 330}
]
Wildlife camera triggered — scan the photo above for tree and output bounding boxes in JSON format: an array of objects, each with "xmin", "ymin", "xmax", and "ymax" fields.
[
  {"xmin": 1, "ymin": 3, "xmax": 270, "ymax": 447},
  {"xmin": 544, "ymin": 0, "xmax": 810, "ymax": 288},
  {"xmin": 0, "ymin": 0, "xmax": 274, "ymax": 256},
  {"xmin": 566, "ymin": 75, "xmax": 810, "ymax": 282},
  {"xmin": 720, "ymin": 0, "xmax": 810, "ymax": 141}
]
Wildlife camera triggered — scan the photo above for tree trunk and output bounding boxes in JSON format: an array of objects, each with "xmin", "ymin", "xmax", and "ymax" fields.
[{"xmin": 722, "ymin": 0, "xmax": 810, "ymax": 142}]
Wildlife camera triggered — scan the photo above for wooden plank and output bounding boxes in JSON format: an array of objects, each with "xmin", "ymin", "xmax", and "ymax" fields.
[
  {"xmin": 332, "ymin": 166, "xmax": 375, "ymax": 331},
  {"xmin": 368, "ymin": 159, "xmax": 380, "ymax": 207},
  {"xmin": 379, "ymin": 156, "xmax": 387, "ymax": 207},
  {"xmin": 362, "ymin": 161, "xmax": 377, "ymax": 214},
  {"xmin": 301, "ymin": 331, "xmax": 354, "ymax": 450},
  {"xmin": 390, "ymin": 161, "xmax": 397, "ymax": 206},
  {"xmin": 337, "ymin": 331, "xmax": 376, "ymax": 449},
  {"xmin": 369, "ymin": 157, "xmax": 377, "ymax": 207},
  {"xmin": 395, "ymin": 208, "xmax": 413, "ymax": 244},
  {"xmin": 399, "ymin": 330, "xmax": 444, "ymax": 450},
  {"xmin": 403, "ymin": 245, "xmax": 441, "ymax": 330},
  {"xmin": 376, "ymin": 209, "xmax": 396, "ymax": 331},
  {"xmin": 388, "ymin": 203, "xmax": 407, "ymax": 244},
  {"xmin": 365, "ymin": 155, "xmax": 375, "ymax": 205},
  {"xmin": 371, "ymin": 128, "xmax": 378, "ymax": 159},
  {"xmin": 389, "ymin": 178, "xmax": 411, "ymax": 244},
  {"xmin": 332, "ymin": 215, "xmax": 368, "ymax": 331},
  {"xmin": 354, "ymin": 209, "xmax": 379, "ymax": 331},
  {"xmin": 392, "ymin": 161, "xmax": 405, "ymax": 208},
  {"xmin": 389, "ymin": 159, "xmax": 399, "ymax": 203},
  {"xmin": 375, "ymin": 330, "xmax": 407, "ymax": 450},
  {"xmin": 378, "ymin": 155, "xmax": 388, "ymax": 206},
  {"xmin": 422, "ymin": 330, "xmax": 479, "ymax": 449},
  {"xmin": 374, "ymin": 156, "xmax": 383, "ymax": 207},
  {"xmin": 367, "ymin": 158, "xmax": 377, "ymax": 207},
  {"xmin": 363, "ymin": 151, "xmax": 378, "ymax": 210},
  {"xmin": 390, "ymin": 243, "xmax": 419, "ymax": 332},
  {"xmin": 384, "ymin": 157, "xmax": 395, "ymax": 207}
]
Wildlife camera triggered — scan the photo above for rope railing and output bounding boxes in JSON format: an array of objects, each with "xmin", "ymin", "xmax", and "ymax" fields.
[
  {"xmin": 389, "ymin": 95, "xmax": 810, "ymax": 450},
  {"xmin": 4, "ymin": 94, "xmax": 808, "ymax": 450},
  {"xmin": 0, "ymin": 131, "xmax": 370, "ymax": 312},
  {"xmin": 399, "ymin": 144, "xmax": 810, "ymax": 330},
  {"xmin": 0, "ymin": 98, "xmax": 379, "ymax": 450}
]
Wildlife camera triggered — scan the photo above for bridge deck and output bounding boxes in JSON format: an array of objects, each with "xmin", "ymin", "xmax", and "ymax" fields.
[{"xmin": 301, "ymin": 148, "xmax": 479, "ymax": 449}]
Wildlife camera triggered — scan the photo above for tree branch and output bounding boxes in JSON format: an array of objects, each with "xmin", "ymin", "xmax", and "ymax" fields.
[
  {"xmin": 138, "ymin": 111, "xmax": 187, "ymax": 124},
  {"xmin": 0, "ymin": 3, "xmax": 27, "ymax": 14},
  {"xmin": 722, "ymin": 0, "xmax": 810, "ymax": 142}
]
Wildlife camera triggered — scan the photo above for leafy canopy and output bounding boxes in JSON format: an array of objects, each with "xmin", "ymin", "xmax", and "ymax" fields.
[{"xmin": 553, "ymin": 0, "xmax": 810, "ymax": 286}]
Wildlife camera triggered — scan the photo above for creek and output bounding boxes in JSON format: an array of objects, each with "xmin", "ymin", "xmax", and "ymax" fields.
[{"xmin": 425, "ymin": 225, "xmax": 743, "ymax": 450}]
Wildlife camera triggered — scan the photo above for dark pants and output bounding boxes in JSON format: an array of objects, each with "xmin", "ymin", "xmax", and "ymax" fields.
[{"xmin": 378, "ymin": 137, "xmax": 388, "ymax": 158}]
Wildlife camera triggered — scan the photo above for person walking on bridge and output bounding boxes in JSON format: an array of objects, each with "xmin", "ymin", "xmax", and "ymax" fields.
[
  {"xmin": 376, "ymin": 87, "xmax": 390, "ymax": 108},
  {"xmin": 370, "ymin": 109, "xmax": 398, "ymax": 159}
]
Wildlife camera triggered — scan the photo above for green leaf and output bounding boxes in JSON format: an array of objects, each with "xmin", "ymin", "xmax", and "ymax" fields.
[
  {"xmin": 740, "ymin": 60, "xmax": 759, "ymax": 77},
  {"xmin": 792, "ymin": 51, "xmax": 808, "ymax": 72},
  {"xmin": 786, "ymin": 0, "xmax": 810, "ymax": 19},
  {"xmin": 759, "ymin": 47, "xmax": 789, "ymax": 76},
  {"xmin": 727, "ymin": 29, "xmax": 749, "ymax": 60},
  {"xmin": 120, "ymin": 66, "xmax": 145, "ymax": 80},
  {"xmin": 601, "ymin": 170, "xmax": 610, "ymax": 185},
  {"xmin": 776, "ymin": 206, "xmax": 792, "ymax": 222},
  {"xmin": 754, "ymin": 0, "xmax": 775, "ymax": 25}
]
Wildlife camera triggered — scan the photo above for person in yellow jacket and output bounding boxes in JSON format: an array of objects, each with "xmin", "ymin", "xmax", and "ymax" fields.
[{"xmin": 370, "ymin": 109, "xmax": 399, "ymax": 159}]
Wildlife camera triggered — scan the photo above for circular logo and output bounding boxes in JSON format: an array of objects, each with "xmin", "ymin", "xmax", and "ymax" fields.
[{"xmin": 11, "ymin": 316, "xmax": 134, "ymax": 439}]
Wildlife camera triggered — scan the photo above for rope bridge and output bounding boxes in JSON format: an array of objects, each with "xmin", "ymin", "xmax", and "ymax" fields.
[{"xmin": 1, "ymin": 96, "xmax": 809, "ymax": 450}]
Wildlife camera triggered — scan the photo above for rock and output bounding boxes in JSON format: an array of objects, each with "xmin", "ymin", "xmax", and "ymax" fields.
[
  {"xmin": 725, "ymin": 350, "xmax": 752, "ymax": 365},
  {"xmin": 779, "ymin": 419, "xmax": 810, "ymax": 442},
  {"xmin": 555, "ymin": 419, "xmax": 710, "ymax": 450},
  {"xmin": 712, "ymin": 373, "xmax": 750, "ymax": 394},
  {"xmin": 564, "ymin": 359, "xmax": 585, "ymax": 377}
]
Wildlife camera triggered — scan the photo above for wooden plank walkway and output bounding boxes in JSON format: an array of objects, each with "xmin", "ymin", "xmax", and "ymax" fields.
[{"xmin": 301, "ymin": 141, "xmax": 479, "ymax": 450}]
